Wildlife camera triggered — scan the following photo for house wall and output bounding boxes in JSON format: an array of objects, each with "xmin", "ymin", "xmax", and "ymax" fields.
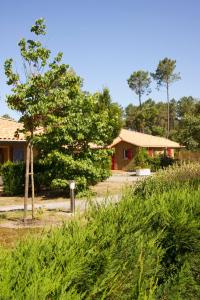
[
  {"xmin": 112, "ymin": 142, "xmax": 175, "ymax": 171},
  {"xmin": 112, "ymin": 141, "xmax": 138, "ymax": 171},
  {"xmin": 0, "ymin": 142, "xmax": 26, "ymax": 164}
]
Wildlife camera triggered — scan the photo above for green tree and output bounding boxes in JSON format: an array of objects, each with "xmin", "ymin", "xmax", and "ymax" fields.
[
  {"xmin": 4, "ymin": 18, "xmax": 82, "ymax": 219},
  {"xmin": 151, "ymin": 58, "xmax": 181, "ymax": 137},
  {"xmin": 127, "ymin": 70, "xmax": 151, "ymax": 107},
  {"xmin": 177, "ymin": 96, "xmax": 198, "ymax": 118},
  {"xmin": 125, "ymin": 99, "xmax": 165, "ymax": 136},
  {"xmin": 178, "ymin": 115, "xmax": 200, "ymax": 150},
  {"xmin": 34, "ymin": 87, "xmax": 122, "ymax": 191},
  {"xmin": 176, "ymin": 97, "xmax": 200, "ymax": 150},
  {"xmin": 4, "ymin": 19, "xmax": 122, "ymax": 204}
]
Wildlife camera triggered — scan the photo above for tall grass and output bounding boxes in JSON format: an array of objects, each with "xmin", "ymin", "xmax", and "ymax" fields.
[
  {"xmin": 134, "ymin": 162, "xmax": 200, "ymax": 198},
  {"xmin": 0, "ymin": 163, "xmax": 200, "ymax": 299}
]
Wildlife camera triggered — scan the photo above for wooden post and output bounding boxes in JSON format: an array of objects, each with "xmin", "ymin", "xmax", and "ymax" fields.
[
  {"xmin": 30, "ymin": 143, "xmax": 35, "ymax": 219},
  {"xmin": 70, "ymin": 189, "xmax": 75, "ymax": 213},
  {"xmin": 69, "ymin": 181, "xmax": 75, "ymax": 214},
  {"xmin": 24, "ymin": 142, "xmax": 30, "ymax": 221}
]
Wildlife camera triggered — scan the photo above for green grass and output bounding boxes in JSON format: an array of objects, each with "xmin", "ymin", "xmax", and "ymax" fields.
[{"xmin": 0, "ymin": 163, "xmax": 200, "ymax": 299}]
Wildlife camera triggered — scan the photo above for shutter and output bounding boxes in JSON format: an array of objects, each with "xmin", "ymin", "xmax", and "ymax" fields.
[
  {"xmin": 127, "ymin": 149, "xmax": 132, "ymax": 160},
  {"xmin": 167, "ymin": 148, "xmax": 173, "ymax": 157},
  {"xmin": 148, "ymin": 149, "xmax": 153, "ymax": 157}
]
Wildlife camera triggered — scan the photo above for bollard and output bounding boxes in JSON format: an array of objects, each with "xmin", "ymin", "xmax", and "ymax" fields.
[{"xmin": 69, "ymin": 181, "xmax": 76, "ymax": 214}]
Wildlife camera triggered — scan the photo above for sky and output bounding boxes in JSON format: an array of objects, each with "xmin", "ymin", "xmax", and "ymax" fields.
[{"xmin": 0, "ymin": 0, "xmax": 200, "ymax": 119}]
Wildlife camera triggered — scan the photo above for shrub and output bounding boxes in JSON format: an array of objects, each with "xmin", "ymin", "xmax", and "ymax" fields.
[
  {"xmin": 40, "ymin": 149, "xmax": 112, "ymax": 193},
  {"xmin": 134, "ymin": 148, "xmax": 150, "ymax": 168},
  {"xmin": 1, "ymin": 182, "xmax": 200, "ymax": 298},
  {"xmin": 1, "ymin": 161, "xmax": 46, "ymax": 196},
  {"xmin": 134, "ymin": 162, "xmax": 200, "ymax": 198},
  {"xmin": 0, "ymin": 149, "xmax": 111, "ymax": 196},
  {"xmin": 159, "ymin": 154, "xmax": 176, "ymax": 168},
  {"xmin": 1, "ymin": 161, "xmax": 25, "ymax": 195},
  {"xmin": 1, "ymin": 164, "xmax": 200, "ymax": 298},
  {"xmin": 133, "ymin": 148, "xmax": 176, "ymax": 171}
]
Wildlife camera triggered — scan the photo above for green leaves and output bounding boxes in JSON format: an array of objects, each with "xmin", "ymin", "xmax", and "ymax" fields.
[
  {"xmin": 127, "ymin": 70, "xmax": 151, "ymax": 106},
  {"xmin": 4, "ymin": 59, "xmax": 19, "ymax": 85},
  {"xmin": 4, "ymin": 18, "xmax": 122, "ymax": 192},
  {"xmin": 30, "ymin": 18, "xmax": 46, "ymax": 35},
  {"xmin": 1, "ymin": 164, "xmax": 200, "ymax": 299},
  {"xmin": 151, "ymin": 57, "xmax": 181, "ymax": 88}
]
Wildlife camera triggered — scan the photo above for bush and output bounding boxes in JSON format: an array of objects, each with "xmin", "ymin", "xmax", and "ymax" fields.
[
  {"xmin": 134, "ymin": 148, "xmax": 150, "ymax": 168},
  {"xmin": 1, "ymin": 161, "xmax": 25, "ymax": 195},
  {"xmin": 1, "ymin": 164, "xmax": 200, "ymax": 298},
  {"xmin": 132, "ymin": 148, "xmax": 177, "ymax": 171},
  {"xmin": 0, "ymin": 149, "xmax": 111, "ymax": 196},
  {"xmin": 40, "ymin": 149, "xmax": 112, "ymax": 193},
  {"xmin": 1, "ymin": 161, "xmax": 46, "ymax": 196},
  {"xmin": 134, "ymin": 162, "xmax": 200, "ymax": 198}
]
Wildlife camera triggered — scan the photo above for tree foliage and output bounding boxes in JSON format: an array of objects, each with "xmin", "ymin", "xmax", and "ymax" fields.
[
  {"xmin": 151, "ymin": 57, "xmax": 180, "ymax": 87},
  {"xmin": 125, "ymin": 96, "xmax": 200, "ymax": 150},
  {"xmin": 4, "ymin": 18, "xmax": 122, "ymax": 193},
  {"xmin": 127, "ymin": 70, "xmax": 151, "ymax": 107},
  {"xmin": 151, "ymin": 58, "xmax": 181, "ymax": 137}
]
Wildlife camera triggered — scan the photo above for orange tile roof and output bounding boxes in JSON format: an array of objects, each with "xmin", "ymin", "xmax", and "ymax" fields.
[
  {"xmin": 0, "ymin": 117, "xmax": 25, "ymax": 142},
  {"xmin": 109, "ymin": 129, "xmax": 181, "ymax": 148}
]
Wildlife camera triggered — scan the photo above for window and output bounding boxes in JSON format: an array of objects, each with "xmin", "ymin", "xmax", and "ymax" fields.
[
  {"xmin": 123, "ymin": 149, "xmax": 132, "ymax": 160},
  {"xmin": 13, "ymin": 147, "xmax": 24, "ymax": 162}
]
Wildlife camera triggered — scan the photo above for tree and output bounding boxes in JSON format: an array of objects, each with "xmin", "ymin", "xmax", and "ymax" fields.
[
  {"xmin": 176, "ymin": 97, "xmax": 200, "ymax": 150},
  {"xmin": 125, "ymin": 99, "xmax": 165, "ymax": 136},
  {"xmin": 4, "ymin": 18, "xmax": 82, "ymax": 220},
  {"xmin": 127, "ymin": 70, "xmax": 151, "ymax": 107},
  {"xmin": 177, "ymin": 96, "xmax": 197, "ymax": 119},
  {"xmin": 5, "ymin": 19, "xmax": 123, "ymax": 206},
  {"xmin": 151, "ymin": 58, "xmax": 181, "ymax": 137},
  {"xmin": 34, "ymin": 87, "xmax": 122, "ymax": 191},
  {"xmin": 178, "ymin": 115, "xmax": 200, "ymax": 150}
]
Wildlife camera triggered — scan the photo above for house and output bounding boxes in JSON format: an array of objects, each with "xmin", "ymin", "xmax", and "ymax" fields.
[
  {"xmin": 0, "ymin": 117, "xmax": 182, "ymax": 171},
  {"xmin": 0, "ymin": 117, "xmax": 26, "ymax": 164},
  {"xmin": 110, "ymin": 129, "xmax": 181, "ymax": 170}
]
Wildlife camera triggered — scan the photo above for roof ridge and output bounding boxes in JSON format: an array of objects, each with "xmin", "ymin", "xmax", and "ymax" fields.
[
  {"xmin": 121, "ymin": 128, "xmax": 173, "ymax": 141},
  {"xmin": 0, "ymin": 116, "xmax": 18, "ymax": 123}
]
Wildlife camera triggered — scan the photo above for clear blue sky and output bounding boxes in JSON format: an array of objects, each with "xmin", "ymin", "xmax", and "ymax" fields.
[{"xmin": 1, "ymin": 0, "xmax": 200, "ymax": 119}]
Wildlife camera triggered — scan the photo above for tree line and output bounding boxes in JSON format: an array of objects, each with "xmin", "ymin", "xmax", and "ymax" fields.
[
  {"xmin": 124, "ymin": 96, "xmax": 200, "ymax": 150},
  {"xmin": 127, "ymin": 58, "xmax": 181, "ymax": 137}
]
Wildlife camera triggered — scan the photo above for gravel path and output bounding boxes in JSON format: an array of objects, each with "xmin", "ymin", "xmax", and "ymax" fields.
[
  {"xmin": 0, "ymin": 174, "xmax": 142, "ymax": 212},
  {"xmin": 0, "ymin": 194, "xmax": 121, "ymax": 212}
]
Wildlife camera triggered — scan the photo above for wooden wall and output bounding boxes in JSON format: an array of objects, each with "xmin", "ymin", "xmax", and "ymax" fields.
[
  {"xmin": 112, "ymin": 141, "xmax": 138, "ymax": 171},
  {"xmin": 177, "ymin": 150, "xmax": 200, "ymax": 162}
]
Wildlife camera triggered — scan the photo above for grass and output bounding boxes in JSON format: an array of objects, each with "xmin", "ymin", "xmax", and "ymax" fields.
[{"xmin": 0, "ymin": 227, "xmax": 42, "ymax": 248}]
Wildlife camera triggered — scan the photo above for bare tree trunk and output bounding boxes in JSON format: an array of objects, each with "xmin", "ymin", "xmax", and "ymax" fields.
[
  {"xmin": 30, "ymin": 142, "xmax": 35, "ymax": 219},
  {"xmin": 24, "ymin": 141, "xmax": 30, "ymax": 221},
  {"xmin": 167, "ymin": 82, "xmax": 170, "ymax": 138},
  {"xmin": 139, "ymin": 92, "xmax": 142, "ymax": 107}
]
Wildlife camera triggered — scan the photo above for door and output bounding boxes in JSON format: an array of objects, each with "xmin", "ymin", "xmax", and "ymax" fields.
[
  {"xmin": 112, "ymin": 155, "xmax": 116, "ymax": 170},
  {"xmin": 0, "ymin": 149, "xmax": 4, "ymax": 164}
]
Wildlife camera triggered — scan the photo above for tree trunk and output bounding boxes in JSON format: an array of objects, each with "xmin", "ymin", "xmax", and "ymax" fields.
[
  {"xmin": 139, "ymin": 92, "xmax": 142, "ymax": 107},
  {"xmin": 24, "ymin": 141, "xmax": 30, "ymax": 221},
  {"xmin": 30, "ymin": 143, "xmax": 35, "ymax": 219},
  {"xmin": 167, "ymin": 82, "xmax": 170, "ymax": 138}
]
